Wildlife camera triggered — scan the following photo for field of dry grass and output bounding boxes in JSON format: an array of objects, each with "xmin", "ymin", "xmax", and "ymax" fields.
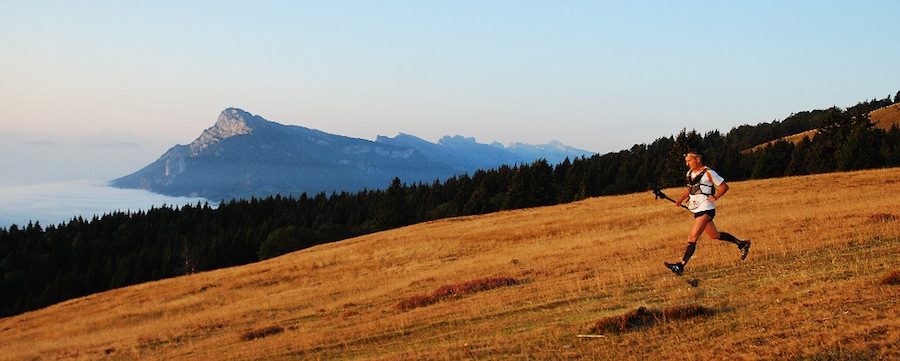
[{"xmin": 1, "ymin": 168, "xmax": 899, "ymax": 360}]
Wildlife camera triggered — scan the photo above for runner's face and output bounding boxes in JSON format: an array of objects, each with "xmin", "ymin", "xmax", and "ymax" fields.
[{"xmin": 685, "ymin": 154, "xmax": 701, "ymax": 169}]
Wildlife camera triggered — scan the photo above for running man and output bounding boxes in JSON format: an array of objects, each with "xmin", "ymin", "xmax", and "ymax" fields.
[{"xmin": 665, "ymin": 151, "xmax": 751, "ymax": 276}]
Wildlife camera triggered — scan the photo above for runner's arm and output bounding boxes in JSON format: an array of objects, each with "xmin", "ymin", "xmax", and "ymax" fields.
[
  {"xmin": 675, "ymin": 188, "xmax": 690, "ymax": 206},
  {"xmin": 710, "ymin": 182, "xmax": 728, "ymax": 201}
]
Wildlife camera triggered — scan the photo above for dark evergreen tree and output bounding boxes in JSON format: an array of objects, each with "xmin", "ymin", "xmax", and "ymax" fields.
[
  {"xmin": 503, "ymin": 165, "xmax": 529, "ymax": 210},
  {"xmin": 786, "ymin": 137, "xmax": 812, "ymax": 176},
  {"xmin": 258, "ymin": 226, "xmax": 315, "ymax": 260},
  {"xmin": 661, "ymin": 130, "xmax": 703, "ymax": 187},
  {"xmin": 558, "ymin": 157, "xmax": 587, "ymax": 202},
  {"xmin": 527, "ymin": 159, "xmax": 556, "ymax": 206},
  {"xmin": 751, "ymin": 140, "xmax": 794, "ymax": 179},
  {"xmin": 836, "ymin": 116, "xmax": 884, "ymax": 171}
]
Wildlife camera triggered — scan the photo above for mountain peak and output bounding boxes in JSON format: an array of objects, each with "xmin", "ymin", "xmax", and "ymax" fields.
[
  {"xmin": 508, "ymin": 140, "xmax": 567, "ymax": 151},
  {"xmin": 189, "ymin": 108, "xmax": 258, "ymax": 155},
  {"xmin": 438, "ymin": 135, "xmax": 478, "ymax": 148},
  {"xmin": 213, "ymin": 108, "xmax": 258, "ymax": 137}
]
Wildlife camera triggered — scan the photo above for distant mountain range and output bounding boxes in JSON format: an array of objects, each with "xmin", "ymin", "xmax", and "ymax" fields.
[{"xmin": 111, "ymin": 108, "xmax": 594, "ymax": 200}]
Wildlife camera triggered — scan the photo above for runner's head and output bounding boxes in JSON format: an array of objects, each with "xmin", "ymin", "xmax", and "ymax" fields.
[{"xmin": 684, "ymin": 150, "xmax": 703, "ymax": 168}]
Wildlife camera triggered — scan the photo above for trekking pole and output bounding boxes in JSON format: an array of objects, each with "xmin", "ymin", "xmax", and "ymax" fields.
[{"xmin": 652, "ymin": 188, "xmax": 690, "ymax": 210}]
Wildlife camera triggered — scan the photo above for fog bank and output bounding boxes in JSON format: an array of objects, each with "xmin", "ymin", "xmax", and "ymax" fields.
[{"xmin": 0, "ymin": 181, "xmax": 208, "ymax": 228}]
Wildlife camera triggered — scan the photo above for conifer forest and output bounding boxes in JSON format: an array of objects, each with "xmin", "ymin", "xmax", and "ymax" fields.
[{"xmin": 2, "ymin": 95, "xmax": 899, "ymax": 317}]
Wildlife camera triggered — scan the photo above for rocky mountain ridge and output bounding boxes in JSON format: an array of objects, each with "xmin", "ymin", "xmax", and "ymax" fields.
[{"xmin": 111, "ymin": 108, "xmax": 594, "ymax": 200}]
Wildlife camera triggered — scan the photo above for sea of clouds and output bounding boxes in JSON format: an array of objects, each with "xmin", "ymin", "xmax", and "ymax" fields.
[
  {"xmin": 0, "ymin": 180, "xmax": 208, "ymax": 228},
  {"xmin": 0, "ymin": 133, "xmax": 207, "ymax": 228}
]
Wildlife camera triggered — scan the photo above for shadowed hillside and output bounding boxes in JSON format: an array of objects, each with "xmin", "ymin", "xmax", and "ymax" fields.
[{"xmin": 1, "ymin": 168, "xmax": 898, "ymax": 360}]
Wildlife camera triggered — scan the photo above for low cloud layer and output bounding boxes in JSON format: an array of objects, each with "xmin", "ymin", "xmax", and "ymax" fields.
[{"xmin": 0, "ymin": 181, "xmax": 208, "ymax": 228}]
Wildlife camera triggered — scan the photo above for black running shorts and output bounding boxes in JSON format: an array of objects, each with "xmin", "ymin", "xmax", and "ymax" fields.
[{"xmin": 693, "ymin": 209, "xmax": 716, "ymax": 220}]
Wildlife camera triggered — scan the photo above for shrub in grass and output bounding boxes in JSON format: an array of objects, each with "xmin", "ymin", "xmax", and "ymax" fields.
[
  {"xmin": 588, "ymin": 304, "xmax": 714, "ymax": 334},
  {"xmin": 869, "ymin": 213, "xmax": 898, "ymax": 222},
  {"xmin": 241, "ymin": 325, "xmax": 284, "ymax": 341},
  {"xmin": 880, "ymin": 270, "xmax": 900, "ymax": 285},
  {"xmin": 396, "ymin": 277, "xmax": 520, "ymax": 311}
]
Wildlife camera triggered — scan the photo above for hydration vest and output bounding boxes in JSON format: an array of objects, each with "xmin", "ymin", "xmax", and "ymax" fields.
[{"xmin": 687, "ymin": 167, "xmax": 715, "ymax": 196}]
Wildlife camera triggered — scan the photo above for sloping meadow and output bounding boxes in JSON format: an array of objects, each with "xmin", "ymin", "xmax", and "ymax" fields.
[{"xmin": 1, "ymin": 168, "xmax": 898, "ymax": 360}]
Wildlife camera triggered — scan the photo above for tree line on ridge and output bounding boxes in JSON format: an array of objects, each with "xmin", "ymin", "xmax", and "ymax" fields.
[{"xmin": 1, "ymin": 93, "xmax": 899, "ymax": 318}]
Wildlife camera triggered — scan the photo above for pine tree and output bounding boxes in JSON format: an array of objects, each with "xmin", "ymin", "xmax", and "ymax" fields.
[
  {"xmin": 836, "ymin": 118, "xmax": 884, "ymax": 171},
  {"xmin": 786, "ymin": 137, "xmax": 812, "ymax": 176},
  {"xmin": 662, "ymin": 130, "xmax": 703, "ymax": 187},
  {"xmin": 751, "ymin": 140, "xmax": 794, "ymax": 179}
]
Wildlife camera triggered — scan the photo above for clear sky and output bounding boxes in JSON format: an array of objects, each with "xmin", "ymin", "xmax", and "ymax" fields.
[{"xmin": 2, "ymin": 1, "xmax": 899, "ymax": 155}]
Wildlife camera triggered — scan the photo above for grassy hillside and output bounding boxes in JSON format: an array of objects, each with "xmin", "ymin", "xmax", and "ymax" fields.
[
  {"xmin": 2, "ymin": 168, "xmax": 899, "ymax": 360},
  {"xmin": 749, "ymin": 103, "xmax": 900, "ymax": 152},
  {"xmin": 870, "ymin": 102, "xmax": 900, "ymax": 130}
]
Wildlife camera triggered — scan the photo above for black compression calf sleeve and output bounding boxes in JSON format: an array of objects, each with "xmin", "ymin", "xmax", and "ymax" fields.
[
  {"xmin": 682, "ymin": 242, "xmax": 697, "ymax": 264},
  {"xmin": 719, "ymin": 232, "xmax": 741, "ymax": 245}
]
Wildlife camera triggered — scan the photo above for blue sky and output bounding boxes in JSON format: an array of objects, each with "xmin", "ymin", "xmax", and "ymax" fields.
[{"xmin": 2, "ymin": 1, "xmax": 899, "ymax": 156}]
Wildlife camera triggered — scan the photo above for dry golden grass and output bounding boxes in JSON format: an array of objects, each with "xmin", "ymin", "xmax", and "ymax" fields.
[
  {"xmin": 2, "ymin": 168, "xmax": 899, "ymax": 360},
  {"xmin": 745, "ymin": 129, "xmax": 816, "ymax": 152},
  {"xmin": 870, "ymin": 102, "xmax": 900, "ymax": 130}
]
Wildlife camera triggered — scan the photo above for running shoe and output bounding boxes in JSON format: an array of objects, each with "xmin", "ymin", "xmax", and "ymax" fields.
[
  {"xmin": 664, "ymin": 262, "xmax": 684, "ymax": 276},
  {"xmin": 738, "ymin": 241, "xmax": 751, "ymax": 260}
]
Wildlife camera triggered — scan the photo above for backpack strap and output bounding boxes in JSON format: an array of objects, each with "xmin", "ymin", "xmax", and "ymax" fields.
[
  {"xmin": 705, "ymin": 167, "xmax": 716, "ymax": 196},
  {"xmin": 688, "ymin": 167, "xmax": 708, "ymax": 184},
  {"xmin": 687, "ymin": 167, "xmax": 715, "ymax": 196}
]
